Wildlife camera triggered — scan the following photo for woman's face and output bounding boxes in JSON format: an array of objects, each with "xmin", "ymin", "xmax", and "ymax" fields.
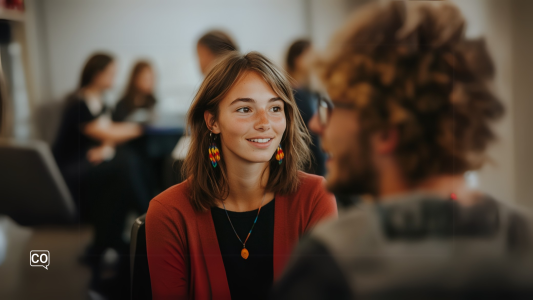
[
  {"xmin": 207, "ymin": 71, "xmax": 287, "ymax": 165},
  {"xmin": 135, "ymin": 67, "xmax": 155, "ymax": 94},
  {"xmin": 93, "ymin": 62, "xmax": 117, "ymax": 90}
]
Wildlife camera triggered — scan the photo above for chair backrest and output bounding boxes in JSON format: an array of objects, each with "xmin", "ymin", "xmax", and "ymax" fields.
[
  {"xmin": 32, "ymin": 100, "xmax": 65, "ymax": 145},
  {"xmin": 130, "ymin": 213, "xmax": 152, "ymax": 300},
  {"xmin": 0, "ymin": 138, "xmax": 75, "ymax": 226}
]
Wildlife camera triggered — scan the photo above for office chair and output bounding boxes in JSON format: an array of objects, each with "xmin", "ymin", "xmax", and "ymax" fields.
[
  {"xmin": 130, "ymin": 213, "xmax": 152, "ymax": 300},
  {"xmin": 0, "ymin": 138, "xmax": 75, "ymax": 226}
]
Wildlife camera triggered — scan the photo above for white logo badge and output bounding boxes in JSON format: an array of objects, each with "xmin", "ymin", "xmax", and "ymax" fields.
[{"xmin": 30, "ymin": 250, "xmax": 50, "ymax": 270}]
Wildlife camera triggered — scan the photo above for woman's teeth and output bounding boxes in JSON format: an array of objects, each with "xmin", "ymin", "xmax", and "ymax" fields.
[{"xmin": 247, "ymin": 138, "xmax": 272, "ymax": 143}]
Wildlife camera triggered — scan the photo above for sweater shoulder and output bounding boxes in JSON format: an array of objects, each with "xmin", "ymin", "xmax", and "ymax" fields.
[
  {"xmin": 290, "ymin": 171, "xmax": 333, "ymax": 208},
  {"xmin": 150, "ymin": 180, "xmax": 194, "ymax": 214},
  {"xmin": 297, "ymin": 171, "xmax": 326, "ymax": 192}
]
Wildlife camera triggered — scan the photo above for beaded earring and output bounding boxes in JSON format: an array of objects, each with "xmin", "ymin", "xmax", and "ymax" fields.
[
  {"xmin": 275, "ymin": 144, "xmax": 284, "ymax": 165},
  {"xmin": 209, "ymin": 132, "xmax": 221, "ymax": 168}
]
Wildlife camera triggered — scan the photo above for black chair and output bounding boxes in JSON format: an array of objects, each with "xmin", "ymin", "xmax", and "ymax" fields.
[
  {"xmin": 130, "ymin": 213, "xmax": 152, "ymax": 300},
  {"xmin": 0, "ymin": 138, "xmax": 76, "ymax": 226}
]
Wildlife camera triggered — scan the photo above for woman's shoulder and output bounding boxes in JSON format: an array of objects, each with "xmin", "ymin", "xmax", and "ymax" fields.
[
  {"xmin": 288, "ymin": 171, "xmax": 333, "ymax": 205},
  {"xmin": 149, "ymin": 180, "xmax": 195, "ymax": 215},
  {"xmin": 283, "ymin": 171, "xmax": 337, "ymax": 227},
  {"xmin": 296, "ymin": 171, "xmax": 327, "ymax": 193},
  {"xmin": 63, "ymin": 90, "xmax": 85, "ymax": 104},
  {"xmin": 57, "ymin": 92, "xmax": 92, "ymax": 121}
]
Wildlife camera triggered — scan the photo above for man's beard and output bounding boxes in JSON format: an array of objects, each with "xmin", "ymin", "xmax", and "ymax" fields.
[{"xmin": 326, "ymin": 135, "xmax": 378, "ymax": 196}]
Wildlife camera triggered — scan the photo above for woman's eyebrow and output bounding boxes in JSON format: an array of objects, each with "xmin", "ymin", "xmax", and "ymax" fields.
[
  {"xmin": 230, "ymin": 97, "xmax": 283, "ymax": 105},
  {"xmin": 230, "ymin": 97, "xmax": 254, "ymax": 105}
]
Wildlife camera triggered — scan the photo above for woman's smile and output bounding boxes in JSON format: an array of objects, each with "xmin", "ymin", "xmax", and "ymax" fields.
[{"xmin": 246, "ymin": 137, "xmax": 274, "ymax": 148}]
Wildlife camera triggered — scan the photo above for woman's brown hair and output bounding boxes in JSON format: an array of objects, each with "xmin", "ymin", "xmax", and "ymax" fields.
[
  {"xmin": 197, "ymin": 30, "xmax": 239, "ymax": 56},
  {"xmin": 120, "ymin": 60, "xmax": 156, "ymax": 111},
  {"xmin": 286, "ymin": 39, "xmax": 311, "ymax": 75},
  {"xmin": 183, "ymin": 51, "xmax": 311, "ymax": 212},
  {"xmin": 79, "ymin": 53, "xmax": 114, "ymax": 89}
]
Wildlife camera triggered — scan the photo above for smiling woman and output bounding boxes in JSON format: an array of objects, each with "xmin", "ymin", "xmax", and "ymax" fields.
[
  {"xmin": 145, "ymin": 52, "xmax": 337, "ymax": 300},
  {"xmin": 186, "ymin": 52, "xmax": 313, "ymax": 211}
]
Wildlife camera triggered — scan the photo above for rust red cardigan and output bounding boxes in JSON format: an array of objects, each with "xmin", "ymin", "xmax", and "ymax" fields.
[{"xmin": 145, "ymin": 172, "xmax": 337, "ymax": 300}]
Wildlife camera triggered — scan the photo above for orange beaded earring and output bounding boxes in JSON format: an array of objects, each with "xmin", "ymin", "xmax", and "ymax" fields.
[
  {"xmin": 275, "ymin": 144, "xmax": 284, "ymax": 164},
  {"xmin": 209, "ymin": 132, "xmax": 221, "ymax": 168}
]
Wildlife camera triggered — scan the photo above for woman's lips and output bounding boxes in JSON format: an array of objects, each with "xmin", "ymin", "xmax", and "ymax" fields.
[{"xmin": 246, "ymin": 138, "xmax": 273, "ymax": 149}]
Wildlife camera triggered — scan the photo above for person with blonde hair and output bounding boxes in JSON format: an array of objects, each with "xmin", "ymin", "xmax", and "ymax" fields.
[
  {"xmin": 272, "ymin": 1, "xmax": 533, "ymax": 299},
  {"xmin": 146, "ymin": 51, "xmax": 337, "ymax": 300}
]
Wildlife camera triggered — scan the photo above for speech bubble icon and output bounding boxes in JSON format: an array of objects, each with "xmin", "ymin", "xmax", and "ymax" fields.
[{"xmin": 30, "ymin": 250, "xmax": 50, "ymax": 270}]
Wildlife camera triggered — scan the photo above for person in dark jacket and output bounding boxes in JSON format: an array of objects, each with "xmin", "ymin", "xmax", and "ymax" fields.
[
  {"xmin": 286, "ymin": 39, "xmax": 326, "ymax": 176},
  {"xmin": 271, "ymin": 2, "xmax": 533, "ymax": 299}
]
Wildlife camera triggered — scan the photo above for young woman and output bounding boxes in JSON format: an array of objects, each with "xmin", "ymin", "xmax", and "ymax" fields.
[
  {"xmin": 146, "ymin": 52, "xmax": 337, "ymax": 300},
  {"xmin": 112, "ymin": 60, "xmax": 157, "ymax": 122}
]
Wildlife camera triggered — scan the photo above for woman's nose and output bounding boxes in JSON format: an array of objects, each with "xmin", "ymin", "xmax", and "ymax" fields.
[{"xmin": 254, "ymin": 109, "xmax": 271, "ymax": 131}]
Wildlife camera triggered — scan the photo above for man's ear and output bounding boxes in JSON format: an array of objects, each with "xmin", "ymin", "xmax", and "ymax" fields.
[
  {"xmin": 372, "ymin": 127, "xmax": 399, "ymax": 155},
  {"xmin": 204, "ymin": 111, "xmax": 221, "ymax": 134}
]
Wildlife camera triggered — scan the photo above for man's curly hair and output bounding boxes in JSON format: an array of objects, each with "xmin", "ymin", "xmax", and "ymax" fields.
[{"xmin": 317, "ymin": 1, "xmax": 504, "ymax": 184}]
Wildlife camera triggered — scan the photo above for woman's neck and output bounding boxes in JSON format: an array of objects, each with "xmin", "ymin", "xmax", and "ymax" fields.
[
  {"xmin": 83, "ymin": 85, "xmax": 103, "ymax": 101},
  {"xmin": 220, "ymin": 151, "xmax": 273, "ymax": 212}
]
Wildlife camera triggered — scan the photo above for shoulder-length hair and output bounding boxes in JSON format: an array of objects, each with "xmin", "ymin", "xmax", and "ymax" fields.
[
  {"xmin": 183, "ymin": 51, "xmax": 311, "ymax": 212},
  {"xmin": 120, "ymin": 60, "xmax": 156, "ymax": 109},
  {"xmin": 79, "ymin": 53, "xmax": 114, "ymax": 89}
]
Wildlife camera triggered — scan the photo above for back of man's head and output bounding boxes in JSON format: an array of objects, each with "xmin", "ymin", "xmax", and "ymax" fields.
[{"xmin": 316, "ymin": 1, "xmax": 503, "ymax": 189}]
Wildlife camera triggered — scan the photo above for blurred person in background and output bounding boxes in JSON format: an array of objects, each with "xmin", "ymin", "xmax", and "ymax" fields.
[
  {"xmin": 170, "ymin": 30, "xmax": 241, "ymax": 184},
  {"xmin": 112, "ymin": 60, "xmax": 157, "ymax": 122},
  {"xmin": 146, "ymin": 52, "xmax": 337, "ymax": 300},
  {"xmin": 52, "ymin": 53, "xmax": 153, "ymax": 296},
  {"xmin": 271, "ymin": 1, "xmax": 533, "ymax": 299},
  {"xmin": 286, "ymin": 39, "xmax": 326, "ymax": 176},
  {"xmin": 112, "ymin": 59, "xmax": 159, "ymax": 209},
  {"xmin": 196, "ymin": 29, "xmax": 239, "ymax": 75}
]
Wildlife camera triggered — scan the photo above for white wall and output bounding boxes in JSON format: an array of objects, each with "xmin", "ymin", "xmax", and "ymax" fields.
[
  {"xmin": 38, "ymin": 0, "xmax": 309, "ymax": 113},
  {"xmin": 451, "ymin": 0, "xmax": 517, "ymax": 204},
  {"xmin": 512, "ymin": 0, "xmax": 533, "ymax": 209}
]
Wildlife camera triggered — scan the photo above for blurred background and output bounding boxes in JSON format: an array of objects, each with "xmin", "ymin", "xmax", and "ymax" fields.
[{"xmin": 0, "ymin": 0, "xmax": 532, "ymax": 299}]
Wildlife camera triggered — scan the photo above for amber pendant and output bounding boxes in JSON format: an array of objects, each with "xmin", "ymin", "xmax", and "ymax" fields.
[{"xmin": 241, "ymin": 248, "xmax": 249, "ymax": 259}]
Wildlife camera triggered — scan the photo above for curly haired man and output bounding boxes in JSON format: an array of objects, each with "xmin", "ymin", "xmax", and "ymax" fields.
[{"xmin": 271, "ymin": 1, "xmax": 533, "ymax": 299}]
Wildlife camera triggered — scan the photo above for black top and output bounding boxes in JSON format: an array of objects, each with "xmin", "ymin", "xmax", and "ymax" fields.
[
  {"xmin": 211, "ymin": 199, "xmax": 275, "ymax": 300},
  {"xmin": 52, "ymin": 92, "xmax": 106, "ymax": 168},
  {"xmin": 112, "ymin": 94, "xmax": 156, "ymax": 122}
]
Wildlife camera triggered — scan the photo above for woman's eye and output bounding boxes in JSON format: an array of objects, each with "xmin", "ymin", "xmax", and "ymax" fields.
[
  {"xmin": 270, "ymin": 106, "xmax": 282, "ymax": 112},
  {"xmin": 237, "ymin": 107, "xmax": 251, "ymax": 113}
]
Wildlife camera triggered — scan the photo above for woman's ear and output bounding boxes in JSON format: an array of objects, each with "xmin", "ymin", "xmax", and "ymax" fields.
[{"xmin": 204, "ymin": 110, "xmax": 221, "ymax": 134}]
